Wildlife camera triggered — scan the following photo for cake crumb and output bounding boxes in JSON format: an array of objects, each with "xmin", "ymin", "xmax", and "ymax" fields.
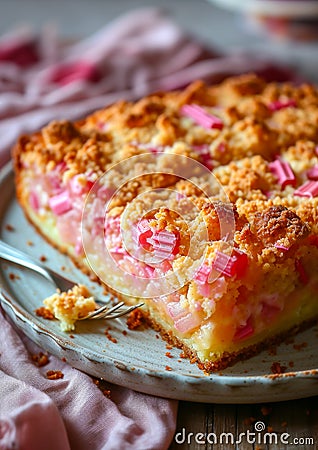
[
  {"xmin": 27, "ymin": 240, "xmax": 34, "ymax": 246},
  {"xmin": 103, "ymin": 389, "xmax": 111, "ymax": 398},
  {"xmin": 122, "ymin": 330, "xmax": 127, "ymax": 336},
  {"xmin": 31, "ymin": 352, "xmax": 49, "ymax": 367},
  {"xmin": 46, "ymin": 370, "xmax": 64, "ymax": 380},
  {"xmin": 43, "ymin": 284, "xmax": 97, "ymax": 331},
  {"xmin": 270, "ymin": 362, "xmax": 287, "ymax": 374},
  {"xmin": 165, "ymin": 351, "xmax": 173, "ymax": 358},
  {"xmin": 35, "ymin": 307, "xmax": 55, "ymax": 320},
  {"xmin": 166, "ymin": 344, "xmax": 173, "ymax": 350},
  {"xmin": 5, "ymin": 224, "xmax": 15, "ymax": 232},
  {"xmin": 165, "ymin": 365, "xmax": 172, "ymax": 371},
  {"xmin": 9, "ymin": 273, "xmax": 20, "ymax": 281},
  {"xmin": 104, "ymin": 327, "xmax": 117, "ymax": 343},
  {"xmin": 92, "ymin": 377, "xmax": 111, "ymax": 398},
  {"xmin": 40, "ymin": 255, "xmax": 47, "ymax": 262}
]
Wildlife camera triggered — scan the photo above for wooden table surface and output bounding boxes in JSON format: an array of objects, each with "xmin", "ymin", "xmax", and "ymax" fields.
[{"xmin": 170, "ymin": 396, "xmax": 318, "ymax": 449}]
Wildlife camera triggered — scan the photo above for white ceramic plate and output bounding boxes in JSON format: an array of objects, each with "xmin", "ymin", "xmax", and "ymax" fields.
[
  {"xmin": 1, "ymin": 163, "xmax": 318, "ymax": 403},
  {"xmin": 208, "ymin": 0, "xmax": 318, "ymax": 18}
]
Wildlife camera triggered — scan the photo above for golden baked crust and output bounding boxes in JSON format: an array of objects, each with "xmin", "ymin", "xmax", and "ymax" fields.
[{"xmin": 13, "ymin": 73, "xmax": 318, "ymax": 371}]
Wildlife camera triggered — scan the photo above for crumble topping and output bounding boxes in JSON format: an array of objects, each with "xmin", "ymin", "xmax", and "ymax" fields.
[
  {"xmin": 42, "ymin": 120, "xmax": 84, "ymax": 152},
  {"xmin": 249, "ymin": 206, "xmax": 309, "ymax": 249},
  {"xmin": 14, "ymin": 73, "xmax": 318, "ymax": 239}
]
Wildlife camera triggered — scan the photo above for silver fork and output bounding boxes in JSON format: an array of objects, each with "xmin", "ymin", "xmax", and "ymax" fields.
[{"xmin": 0, "ymin": 240, "xmax": 143, "ymax": 320}]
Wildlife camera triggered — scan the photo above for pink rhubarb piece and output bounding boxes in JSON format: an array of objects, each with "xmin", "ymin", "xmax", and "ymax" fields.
[
  {"xmin": 49, "ymin": 191, "xmax": 72, "ymax": 215},
  {"xmin": 268, "ymin": 98, "xmax": 296, "ymax": 112},
  {"xmin": 269, "ymin": 158, "xmax": 296, "ymax": 189},
  {"xmin": 181, "ymin": 104, "xmax": 223, "ymax": 130},
  {"xmin": 294, "ymin": 180, "xmax": 318, "ymax": 198}
]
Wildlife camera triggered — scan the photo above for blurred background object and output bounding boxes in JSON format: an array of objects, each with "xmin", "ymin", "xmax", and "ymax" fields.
[
  {"xmin": 0, "ymin": 0, "xmax": 317, "ymax": 167},
  {"xmin": 208, "ymin": 0, "xmax": 318, "ymax": 41},
  {"xmin": 0, "ymin": 0, "xmax": 317, "ymax": 83}
]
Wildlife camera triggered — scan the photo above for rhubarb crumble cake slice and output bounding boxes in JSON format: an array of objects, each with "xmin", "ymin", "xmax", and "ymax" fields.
[{"xmin": 13, "ymin": 74, "xmax": 318, "ymax": 371}]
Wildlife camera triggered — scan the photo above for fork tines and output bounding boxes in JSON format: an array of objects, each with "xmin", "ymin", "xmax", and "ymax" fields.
[{"xmin": 83, "ymin": 302, "xmax": 143, "ymax": 320}]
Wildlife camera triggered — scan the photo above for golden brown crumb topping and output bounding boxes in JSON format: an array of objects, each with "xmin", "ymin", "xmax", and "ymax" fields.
[
  {"xmin": 14, "ymin": 74, "xmax": 318, "ymax": 182},
  {"xmin": 13, "ymin": 73, "xmax": 318, "ymax": 267},
  {"xmin": 251, "ymin": 206, "xmax": 309, "ymax": 247}
]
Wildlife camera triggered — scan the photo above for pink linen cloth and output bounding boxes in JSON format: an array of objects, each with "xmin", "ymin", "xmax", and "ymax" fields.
[
  {"xmin": 0, "ymin": 7, "xmax": 296, "ymax": 450},
  {"xmin": 0, "ymin": 309, "xmax": 178, "ymax": 450}
]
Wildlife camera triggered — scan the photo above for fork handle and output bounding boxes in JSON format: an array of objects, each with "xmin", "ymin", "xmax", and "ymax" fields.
[{"xmin": 0, "ymin": 240, "xmax": 54, "ymax": 284}]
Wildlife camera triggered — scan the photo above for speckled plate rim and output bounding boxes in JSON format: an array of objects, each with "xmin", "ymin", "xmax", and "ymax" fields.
[{"xmin": 1, "ymin": 162, "xmax": 318, "ymax": 404}]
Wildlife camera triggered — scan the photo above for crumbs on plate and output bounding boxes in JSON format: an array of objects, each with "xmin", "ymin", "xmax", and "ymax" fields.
[
  {"xmin": 9, "ymin": 273, "xmax": 20, "ymax": 281},
  {"xmin": 104, "ymin": 326, "xmax": 117, "ymax": 344},
  {"xmin": 270, "ymin": 362, "xmax": 287, "ymax": 374},
  {"xmin": 5, "ymin": 224, "xmax": 15, "ymax": 232},
  {"xmin": 35, "ymin": 306, "xmax": 55, "ymax": 320}
]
